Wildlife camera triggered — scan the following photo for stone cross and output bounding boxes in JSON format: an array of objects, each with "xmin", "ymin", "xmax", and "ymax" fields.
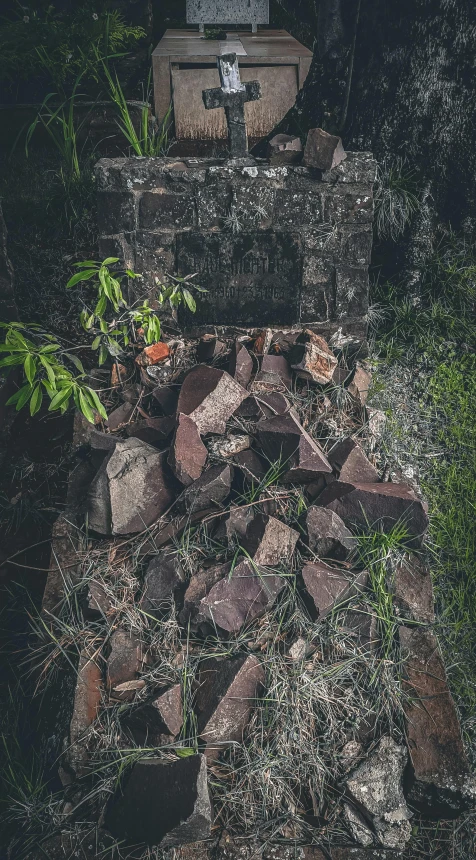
[{"xmin": 202, "ymin": 53, "xmax": 261, "ymax": 158}]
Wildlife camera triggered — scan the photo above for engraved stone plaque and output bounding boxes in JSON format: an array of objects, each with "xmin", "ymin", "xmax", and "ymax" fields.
[
  {"xmin": 186, "ymin": 1, "xmax": 269, "ymax": 25},
  {"xmin": 177, "ymin": 231, "xmax": 301, "ymax": 326}
]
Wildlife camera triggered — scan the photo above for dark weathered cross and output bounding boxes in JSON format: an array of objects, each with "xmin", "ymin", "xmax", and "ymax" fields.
[{"xmin": 202, "ymin": 53, "xmax": 261, "ymax": 158}]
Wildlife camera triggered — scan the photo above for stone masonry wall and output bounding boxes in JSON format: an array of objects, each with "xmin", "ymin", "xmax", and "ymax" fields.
[{"xmin": 95, "ymin": 153, "xmax": 376, "ymax": 339}]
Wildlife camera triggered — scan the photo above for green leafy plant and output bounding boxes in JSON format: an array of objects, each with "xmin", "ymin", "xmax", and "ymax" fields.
[
  {"xmin": 357, "ymin": 520, "xmax": 412, "ymax": 657},
  {"xmin": 24, "ymin": 72, "xmax": 88, "ymax": 184},
  {"xmin": 0, "ymin": 322, "xmax": 106, "ymax": 423},
  {"xmin": 156, "ymin": 272, "xmax": 207, "ymax": 313},
  {"xmin": 99, "ymin": 57, "xmax": 172, "ymax": 157},
  {"xmin": 67, "ymin": 256, "xmax": 140, "ymax": 365},
  {"xmin": 0, "ymin": 7, "xmax": 145, "ymax": 88},
  {"xmin": 129, "ymin": 300, "xmax": 162, "ymax": 345},
  {"xmin": 374, "ymin": 157, "xmax": 422, "ymax": 242}
]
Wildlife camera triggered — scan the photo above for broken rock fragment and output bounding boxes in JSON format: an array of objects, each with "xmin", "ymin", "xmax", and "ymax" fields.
[
  {"xmin": 196, "ymin": 558, "xmax": 286, "ymax": 636},
  {"xmin": 304, "ymin": 127, "xmax": 347, "ymax": 171},
  {"xmin": 268, "ymin": 133, "xmax": 303, "ymax": 165},
  {"xmin": 399, "ymin": 626, "xmax": 475, "ymax": 816},
  {"xmin": 197, "ymin": 333, "xmax": 226, "ymax": 362},
  {"xmin": 348, "ymin": 362, "xmax": 372, "ymax": 406},
  {"xmin": 251, "ymin": 354, "xmax": 292, "ymax": 392},
  {"xmin": 106, "ymin": 401, "xmax": 134, "ymax": 431},
  {"xmin": 233, "ymin": 449, "xmax": 268, "ymax": 483},
  {"xmin": 290, "ymin": 331, "xmax": 338, "ymax": 384},
  {"xmin": 151, "ymin": 683, "xmax": 183, "ymax": 737},
  {"xmin": 135, "ymin": 341, "xmax": 170, "ymax": 367},
  {"xmin": 329, "ymin": 438, "xmax": 379, "ymax": 484},
  {"xmin": 393, "ymin": 554, "xmax": 435, "ymax": 623},
  {"xmin": 86, "ymin": 580, "xmax": 111, "ymax": 618},
  {"xmin": 317, "ymin": 481, "xmax": 428, "ymax": 542},
  {"xmin": 257, "ymin": 391, "xmax": 290, "ymax": 416},
  {"xmin": 105, "ymin": 755, "xmax": 212, "ymax": 847},
  {"xmin": 196, "ymin": 655, "xmax": 264, "ymax": 759},
  {"xmin": 179, "ymin": 561, "xmax": 232, "ymax": 628},
  {"xmin": 229, "ymin": 341, "xmax": 253, "ymax": 388},
  {"xmin": 151, "ymin": 385, "xmax": 179, "ymax": 415},
  {"xmin": 306, "ymin": 506, "xmax": 357, "ymax": 560},
  {"xmin": 68, "ymin": 650, "xmax": 102, "ymax": 774},
  {"xmin": 302, "ymin": 563, "xmax": 367, "ymax": 618},
  {"xmin": 208, "ymin": 434, "xmax": 251, "ymax": 459},
  {"xmin": 177, "ymin": 365, "xmax": 248, "ymax": 435},
  {"xmin": 343, "ymin": 604, "xmax": 380, "ymax": 652},
  {"xmin": 140, "ymin": 550, "xmax": 184, "ymax": 618},
  {"xmin": 288, "ymin": 637, "xmax": 314, "ymax": 662},
  {"xmin": 257, "ymin": 409, "xmax": 332, "ymax": 483},
  {"xmin": 343, "ymin": 803, "xmax": 374, "ymax": 847},
  {"xmin": 182, "ymin": 463, "xmax": 233, "ymax": 513},
  {"xmin": 169, "ymin": 413, "xmax": 208, "ymax": 486},
  {"xmin": 107, "ymin": 628, "xmax": 143, "ymax": 700},
  {"xmin": 227, "ymin": 509, "xmax": 299, "ymax": 567},
  {"xmin": 345, "ymin": 736, "xmax": 412, "ymax": 850},
  {"xmin": 87, "ymin": 438, "xmax": 178, "ymax": 535},
  {"xmin": 127, "ymin": 415, "xmax": 175, "ymax": 446}
]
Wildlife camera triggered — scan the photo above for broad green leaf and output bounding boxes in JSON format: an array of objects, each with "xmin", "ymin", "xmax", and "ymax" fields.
[
  {"xmin": 5, "ymin": 388, "xmax": 23, "ymax": 406},
  {"xmin": 0, "ymin": 355, "xmax": 23, "ymax": 367},
  {"xmin": 30, "ymin": 384, "xmax": 43, "ymax": 416},
  {"xmin": 182, "ymin": 289, "xmax": 196, "ymax": 313},
  {"xmin": 86, "ymin": 314, "xmax": 95, "ymax": 330},
  {"xmin": 15, "ymin": 383, "xmax": 34, "ymax": 411},
  {"xmin": 78, "ymin": 389, "xmax": 95, "ymax": 424},
  {"xmin": 85, "ymin": 387, "xmax": 108, "ymax": 420},
  {"xmin": 0, "ymin": 344, "xmax": 26, "ymax": 352},
  {"xmin": 99, "ymin": 318, "xmax": 108, "ymax": 334},
  {"xmin": 67, "ymin": 353, "xmax": 85, "ymax": 374},
  {"xmin": 95, "ymin": 294, "xmax": 107, "ymax": 317},
  {"xmin": 102, "ymin": 257, "xmax": 119, "ymax": 265},
  {"xmin": 174, "ymin": 748, "xmax": 196, "ymax": 758},
  {"xmin": 39, "ymin": 355, "xmax": 56, "ymax": 388},
  {"xmin": 40, "ymin": 343, "xmax": 60, "ymax": 353},
  {"xmin": 49, "ymin": 386, "xmax": 72, "ymax": 411},
  {"xmin": 98, "ymin": 345, "xmax": 108, "ymax": 366},
  {"xmin": 24, "ymin": 354, "xmax": 36, "ymax": 385},
  {"xmin": 66, "ymin": 270, "xmax": 96, "ymax": 288},
  {"xmin": 73, "ymin": 260, "xmax": 99, "ymax": 268},
  {"xmin": 92, "ymin": 335, "xmax": 102, "ymax": 350}
]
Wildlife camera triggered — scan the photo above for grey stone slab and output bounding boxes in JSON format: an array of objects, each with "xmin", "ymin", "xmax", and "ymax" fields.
[
  {"xmin": 177, "ymin": 230, "xmax": 302, "ymax": 326},
  {"xmin": 187, "ymin": 1, "xmax": 269, "ymax": 25}
]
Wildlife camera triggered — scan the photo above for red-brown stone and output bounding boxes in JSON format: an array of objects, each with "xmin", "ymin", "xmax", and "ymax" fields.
[
  {"xmin": 302, "ymin": 562, "xmax": 367, "ymax": 618},
  {"xmin": 135, "ymin": 341, "xmax": 170, "ymax": 367},
  {"xmin": 196, "ymin": 654, "xmax": 265, "ymax": 760},
  {"xmin": 400, "ymin": 626, "xmax": 475, "ymax": 815},
  {"xmin": 328, "ymin": 438, "xmax": 379, "ymax": 483},
  {"xmin": 317, "ymin": 480, "xmax": 428, "ymax": 542},
  {"xmin": 177, "ymin": 365, "xmax": 248, "ymax": 434},
  {"xmin": 169, "ymin": 413, "xmax": 208, "ymax": 486},
  {"xmin": 257, "ymin": 409, "xmax": 332, "ymax": 483}
]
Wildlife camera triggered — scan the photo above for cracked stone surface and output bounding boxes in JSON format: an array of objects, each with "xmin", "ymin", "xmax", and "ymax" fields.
[{"xmin": 345, "ymin": 736, "xmax": 412, "ymax": 850}]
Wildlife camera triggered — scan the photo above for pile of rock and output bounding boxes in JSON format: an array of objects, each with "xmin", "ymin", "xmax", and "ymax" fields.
[{"xmin": 50, "ymin": 327, "xmax": 474, "ymax": 854}]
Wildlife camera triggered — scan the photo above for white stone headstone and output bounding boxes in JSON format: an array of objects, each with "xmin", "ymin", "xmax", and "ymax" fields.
[{"xmin": 187, "ymin": 1, "xmax": 269, "ymax": 32}]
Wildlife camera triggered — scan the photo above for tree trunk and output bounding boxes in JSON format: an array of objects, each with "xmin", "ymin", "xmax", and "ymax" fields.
[
  {"xmin": 258, "ymin": 0, "xmax": 476, "ymax": 234},
  {"xmin": 0, "ymin": 202, "xmax": 16, "ymax": 323}
]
